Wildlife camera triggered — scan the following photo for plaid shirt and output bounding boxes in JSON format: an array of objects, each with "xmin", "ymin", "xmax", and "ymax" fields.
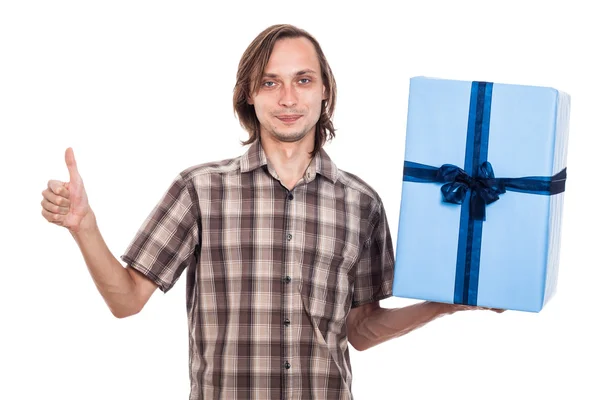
[{"xmin": 121, "ymin": 141, "xmax": 395, "ymax": 400}]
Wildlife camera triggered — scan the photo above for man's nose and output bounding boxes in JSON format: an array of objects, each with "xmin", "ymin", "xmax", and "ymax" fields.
[{"xmin": 278, "ymin": 85, "xmax": 298, "ymax": 107}]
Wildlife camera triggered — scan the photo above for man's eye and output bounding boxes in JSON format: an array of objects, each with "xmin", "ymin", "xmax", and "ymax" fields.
[
  {"xmin": 262, "ymin": 81, "xmax": 276, "ymax": 87},
  {"xmin": 299, "ymin": 78, "xmax": 311, "ymax": 84}
]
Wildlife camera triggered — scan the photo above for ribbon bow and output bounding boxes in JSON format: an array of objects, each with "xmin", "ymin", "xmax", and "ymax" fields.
[
  {"xmin": 403, "ymin": 160, "xmax": 567, "ymax": 222},
  {"xmin": 435, "ymin": 162, "xmax": 506, "ymax": 221}
]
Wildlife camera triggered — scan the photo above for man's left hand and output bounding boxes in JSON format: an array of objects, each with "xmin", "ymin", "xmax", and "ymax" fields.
[{"xmin": 437, "ymin": 302, "xmax": 506, "ymax": 315}]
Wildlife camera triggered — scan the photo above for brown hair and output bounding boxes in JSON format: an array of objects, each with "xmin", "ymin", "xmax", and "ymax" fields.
[{"xmin": 233, "ymin": 24, "xmax": 337, "ymax": 155}]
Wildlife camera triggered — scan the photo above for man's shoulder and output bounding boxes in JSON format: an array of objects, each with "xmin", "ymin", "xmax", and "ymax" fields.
[
  {"xmin": 335, "ymin": 168, "xmax": 383, "ymax": 206},
  {"xmin": 178, "ymin": 154, "xmax": 243, "ymax": 182}
]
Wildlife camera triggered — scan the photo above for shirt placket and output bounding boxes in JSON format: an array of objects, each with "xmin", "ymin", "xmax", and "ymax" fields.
[{"xmin": 281, "ymin": 183, "xmax": 297, "ymax": 400}]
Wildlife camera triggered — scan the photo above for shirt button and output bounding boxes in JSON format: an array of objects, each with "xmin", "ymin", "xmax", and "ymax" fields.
[
  {"xmin": 284, "ymin": 361, "xmax": 291, "ymax": 370},
  {"xmin": 286, "ymin": 233, "xmax": 292, "ymax": 241},
  {"xmin": 284, "ymin": 276, "xmax": 291, "ymax": 284},
  {"xmin": 284, "ymin": 318, "xmax": 290, "ymax": 326},
  {"xmin": 287, "ymin": 193, "xmax": 294, "ymax": 200}
]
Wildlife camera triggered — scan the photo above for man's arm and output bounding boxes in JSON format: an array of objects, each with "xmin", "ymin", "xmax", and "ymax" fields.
[
  {"xmin": 41, "ymin": 148, "xmax": 158, "ymax": 318},
  {"xmin": 70, "ymin": 211, "xmax": 159, "ymax": 318},
  {"xmin": 347, "ymin": 300, "xmax": 504, "ymax": 351},
  {"xmin": 346, "ymin": 300, "xmax": 451, "ymax": 351}
]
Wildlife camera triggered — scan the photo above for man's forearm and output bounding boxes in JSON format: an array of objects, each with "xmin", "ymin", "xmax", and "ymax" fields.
[
  {"xmin": 352, "ymin": 301, "xmax": 452, "ymax": 351},
  {"xmin": 70, "ymin": 210, "xmax": 139, "ymax": 318}
]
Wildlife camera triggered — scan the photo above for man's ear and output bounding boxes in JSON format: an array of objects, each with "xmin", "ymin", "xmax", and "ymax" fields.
[
  {"xmin": 322, "ymin": 85, "xmax": 328, "ymax": 101},
  {"xmin": 247, "ymin": 95, "xmax": 254, "ymax": 105}
]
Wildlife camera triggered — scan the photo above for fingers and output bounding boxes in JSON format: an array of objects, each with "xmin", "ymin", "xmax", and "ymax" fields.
[
  {"xmin": 478, "ymin": 306, "xmax": 505, "ymax": 313},
  {"xmin": 41, "ymin": 208, "xmax": 65, "ymax": 225},
  {"xmin": 476, "ymin": 307, "xmax": 506, "ymax": 314},
  {"xmin": 65, "ymin": 147, "xmax": 81, "ymax": 183},
  {"xmin": 451, "ymin": 304, "xmax": 506, "ymax": 313},
  {"xmin": 41, "ymin": 197, "xmax": 70, "ymax": 215},
  {"xmin": 42, "ymin": 148, "xmax": 83, "ymax": 229},
  {"xmin": 479, "ymin": 306, "xmax": 505, "ymax": 313},
  {"xmin": 47, "ymin": 179, "xmax": 70, "ymax": 199},
  {"xmin": 41, "ymin": 182, "xmax": 71, "ymax": 226}
]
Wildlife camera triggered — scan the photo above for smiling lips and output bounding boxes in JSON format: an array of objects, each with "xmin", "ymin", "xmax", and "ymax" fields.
[{"xmin": 275, "ymin": 114, "xmax": 302, "ymax": 123}]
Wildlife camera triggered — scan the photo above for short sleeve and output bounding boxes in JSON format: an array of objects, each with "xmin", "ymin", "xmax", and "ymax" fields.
[
  {"xmin": 121, "ymin": 173, "xmax": 200, "ymax": 294},
  {"xmin": 351, "ymin": 200, "xmax": 395, "ymax": 308}
]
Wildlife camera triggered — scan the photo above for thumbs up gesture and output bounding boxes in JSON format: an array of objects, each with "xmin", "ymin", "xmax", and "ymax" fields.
[{"xmin": 41, "ymin": 148, "xmax": 92, "ymax": 233}]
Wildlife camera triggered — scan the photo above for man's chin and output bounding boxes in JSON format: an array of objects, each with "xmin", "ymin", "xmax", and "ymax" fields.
[{"xmin": 271, "ymin": 130, "xmax": 309, "ymax": 143}]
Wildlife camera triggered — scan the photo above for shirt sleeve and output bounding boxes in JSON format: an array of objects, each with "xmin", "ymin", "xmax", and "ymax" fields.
[
  {"xmin": 120, "ymin": 173, "xmax": 200, "ymax": 294},
  {"xmin": 351, "ymin": 199, "xmax": 395, "ymax": 308}
]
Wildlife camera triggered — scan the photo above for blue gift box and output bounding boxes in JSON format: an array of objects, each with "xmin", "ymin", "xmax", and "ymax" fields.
[{"xmin": 392, "ymin": 76, "xmax": 570, "ymax": 312}]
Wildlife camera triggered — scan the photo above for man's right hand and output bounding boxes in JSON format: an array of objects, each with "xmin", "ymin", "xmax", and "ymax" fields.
[
  {"xmin": 40, "ymin": 147, "xmax": 158, "ymax": 317},
  {"xmin": 41, "ymin": 147, "xmax": 92, "ymax": 233}
]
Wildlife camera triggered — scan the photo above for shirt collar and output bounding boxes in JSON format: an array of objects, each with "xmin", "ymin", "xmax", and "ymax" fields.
[
  {"xmin": 240, "ymin": 139, "xmax": 338, "ymax": 184},
  {"xmin": 240, "ymin": 140, "xmax": 268, "ymax": 173}
]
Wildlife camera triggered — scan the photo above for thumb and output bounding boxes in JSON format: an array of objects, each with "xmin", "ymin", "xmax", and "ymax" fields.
[{"xmin": 65, "ymin": 147, "xmax": 81, "ymax": 183}]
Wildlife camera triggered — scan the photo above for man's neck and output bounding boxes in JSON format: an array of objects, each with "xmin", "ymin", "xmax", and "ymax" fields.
[{"xmin": 260, "ymin": 132, "xmax": 316, "ymax": 190}]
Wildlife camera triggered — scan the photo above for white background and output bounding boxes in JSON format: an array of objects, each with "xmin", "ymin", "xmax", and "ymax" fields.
[{"xmin": 1, "ymin": 1, "xmax": 598, "ymax": 399}]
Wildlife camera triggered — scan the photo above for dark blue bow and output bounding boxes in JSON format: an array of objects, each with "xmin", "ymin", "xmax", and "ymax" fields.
[
  {"xmin": 435, "ymin": 162, "xmax": 505, "ymax": 221},
  {"xmin": 403, "ymin": 160, "xmax": 567, "ymax": 223}
]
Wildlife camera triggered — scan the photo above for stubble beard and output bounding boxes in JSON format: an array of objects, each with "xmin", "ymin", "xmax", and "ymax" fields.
[
  {"xmin": 270, "ymin": 127, "xmax": 311, "ymax": 143},
  {"xmin": 260, "ymin": 109, "xmax": 319, "ymax": 143},
  {"xmin": 267, "ymin": 116, "xmax": 317, "ymax": 143}
]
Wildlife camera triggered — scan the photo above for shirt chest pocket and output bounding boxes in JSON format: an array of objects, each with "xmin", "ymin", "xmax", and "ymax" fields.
[{"xmin": 298, "ymin": 249, "xmax": 357, "ymax": 329}]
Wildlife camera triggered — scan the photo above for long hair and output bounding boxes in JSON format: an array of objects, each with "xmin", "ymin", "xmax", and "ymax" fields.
[{"xmin": 233, "ymin": 24, "xmax": 337, "ymax": 155}]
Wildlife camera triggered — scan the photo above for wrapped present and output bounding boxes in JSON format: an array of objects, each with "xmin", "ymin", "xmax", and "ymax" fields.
[{"xmin": 392, "ymin": 76, "xmax": 570, "ymax": 312}]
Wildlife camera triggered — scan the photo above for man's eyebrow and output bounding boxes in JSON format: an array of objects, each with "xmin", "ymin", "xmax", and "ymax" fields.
[
  {"xmin": 262, "ymin": 69, "xmax": 318, "ymax": 78},
  {"xmin": 295, "ymin": 69, "xmax": 318, "ymax": 75}
]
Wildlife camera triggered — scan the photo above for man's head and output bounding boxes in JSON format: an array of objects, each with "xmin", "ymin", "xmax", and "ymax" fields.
[{"xmin": 234, "ymin": 24, "xmax": 337, "ymax": 155}]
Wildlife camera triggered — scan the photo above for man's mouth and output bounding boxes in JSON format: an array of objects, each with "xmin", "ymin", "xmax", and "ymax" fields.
[{"xmin": 275, "ymin": 115, "xmax": 303, "ymax": 123}]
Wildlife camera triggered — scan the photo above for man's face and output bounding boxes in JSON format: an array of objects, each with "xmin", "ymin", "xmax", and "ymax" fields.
[{"xmin": 249, "ymin": 37, "xmax": 327, "ymax": 144}]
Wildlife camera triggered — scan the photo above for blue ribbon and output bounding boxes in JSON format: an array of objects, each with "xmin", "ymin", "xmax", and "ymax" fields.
[
  {"xmin": 402, "ymin": 81, "xmax": 567, "ymax": 306},
  {"xmin": 403, "ymin": 161, "xmax": 567, "ymax": 221}
]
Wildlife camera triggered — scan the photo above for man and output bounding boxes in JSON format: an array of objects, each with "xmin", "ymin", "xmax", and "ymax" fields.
[{"xmin": 41, "ymin": 24, "xmax": 501, "ymax": 400}]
